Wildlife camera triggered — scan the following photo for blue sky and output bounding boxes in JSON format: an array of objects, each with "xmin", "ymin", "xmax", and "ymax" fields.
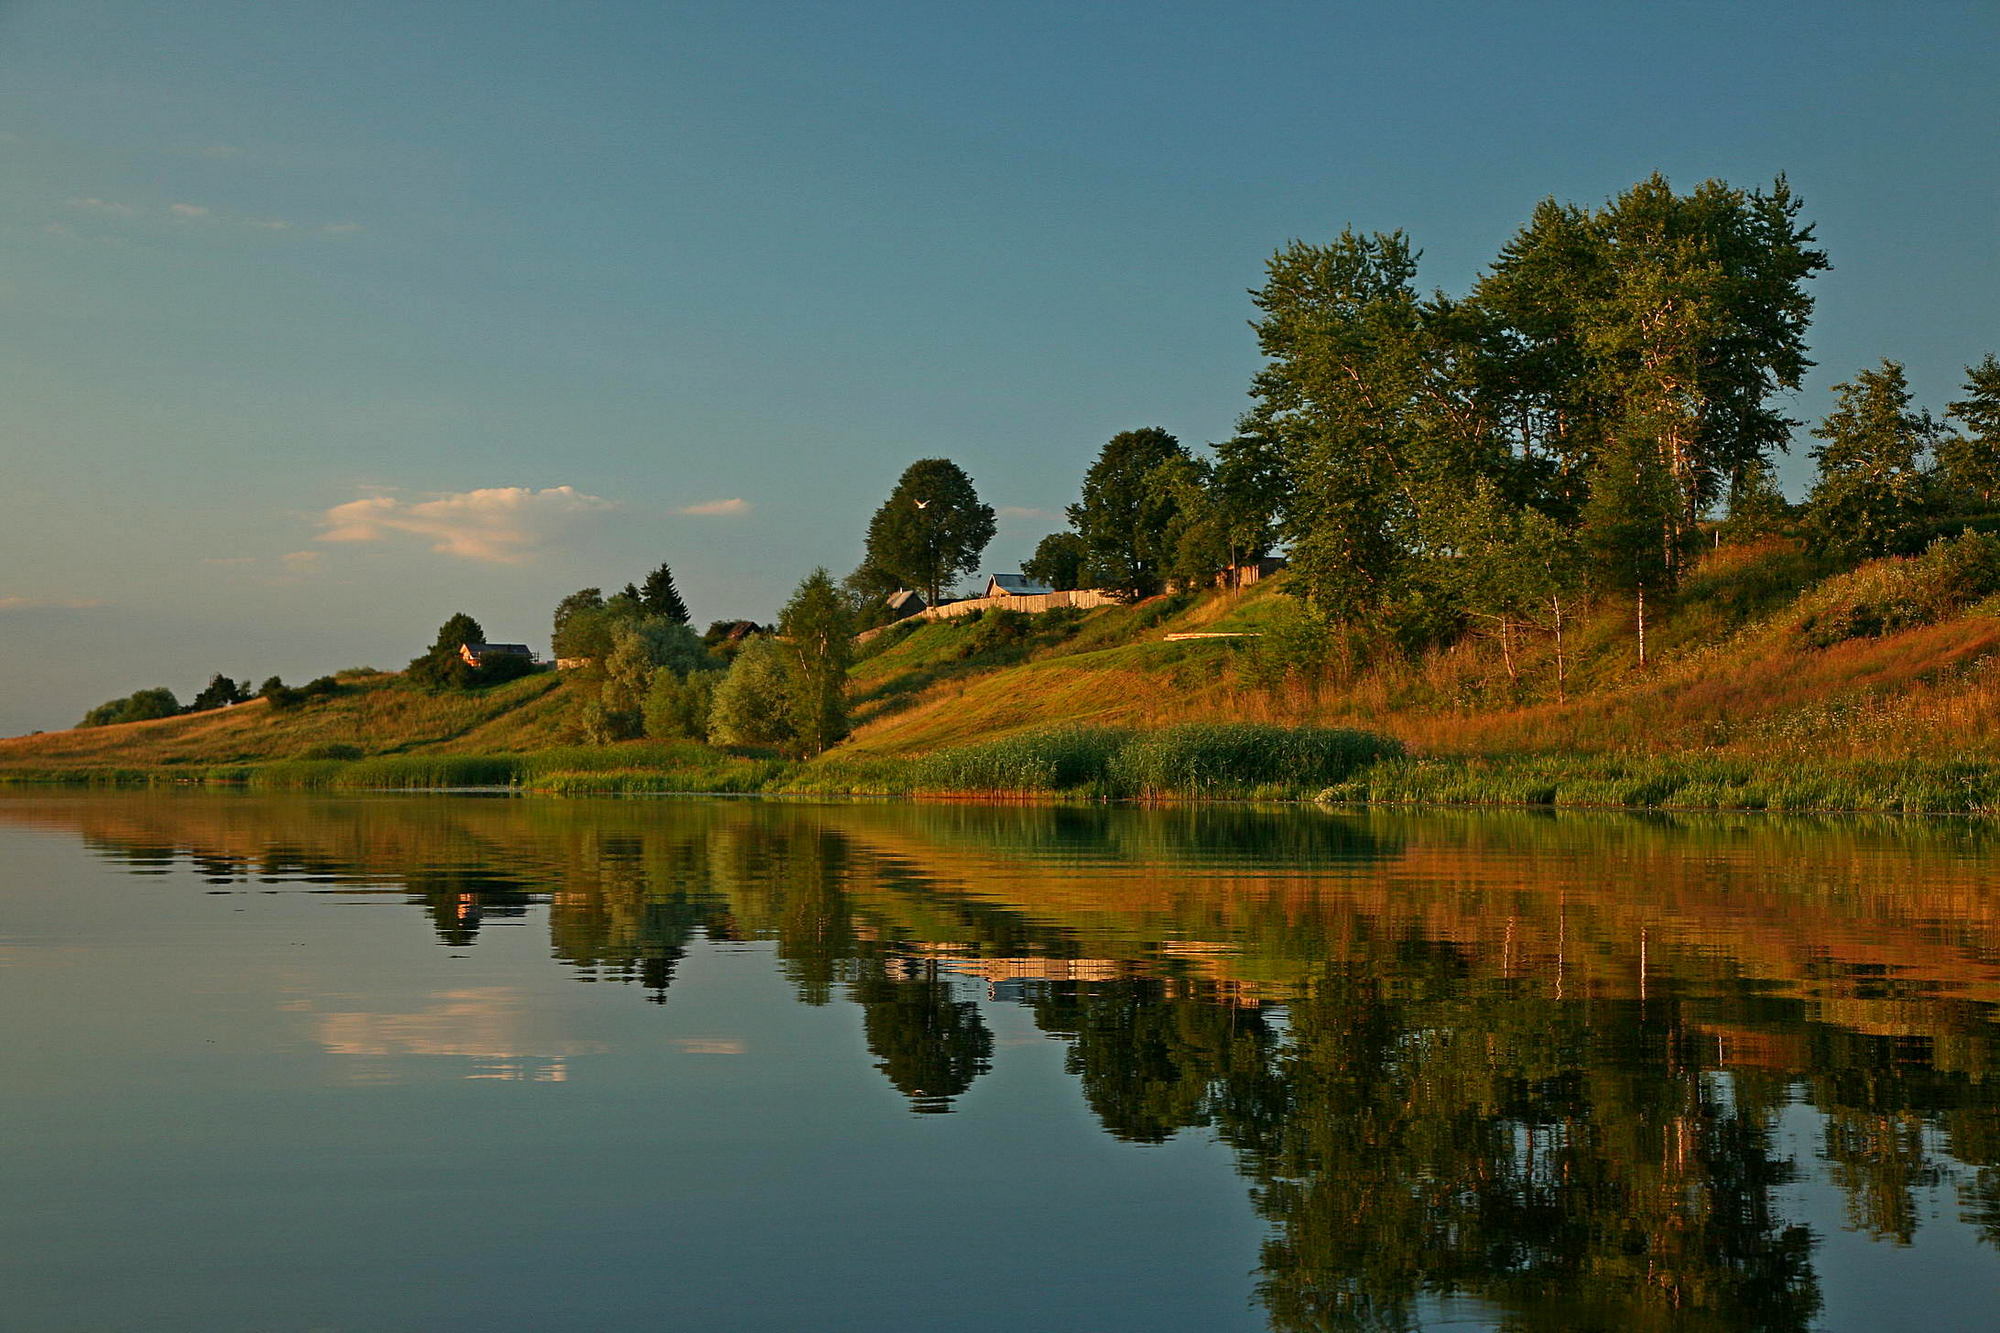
[{"xmin": 1, "ymin": 0, "xmax": 1994, "ymax": 735}]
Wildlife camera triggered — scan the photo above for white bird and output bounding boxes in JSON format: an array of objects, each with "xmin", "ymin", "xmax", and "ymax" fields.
[{"xmin": 914, "ymin": 500, "xmax": 930, "ymax": 509}]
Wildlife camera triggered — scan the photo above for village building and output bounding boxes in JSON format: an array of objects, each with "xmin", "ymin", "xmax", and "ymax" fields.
[
  {"xmin": 459, "ymin": 642, "xmax": 535, "ymax": 669},
  {"xmin": 884, "ymin": 590, "xmax": 928, "ymax": 621},
  {"xmin": 983, "ymin": 573, "xmax": 1055, "ymax": 598}
]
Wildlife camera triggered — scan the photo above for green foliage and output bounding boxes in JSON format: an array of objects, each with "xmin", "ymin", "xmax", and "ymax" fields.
[
  {"xmin": 912, "ymin": 723, "xmax": 1401, "ymax": 797},
  {"xmin": 1803, "ymin": 360, "xmax": 1940, "ymax": 561},
  {"xmin": 1793, "ymin": 531, "xmax": 2000, "ymax": 648},
  {"xmin": 853, "ymin": 458, "xmax": 997, "ymax": 606},
  {"xmin": 637, "ymin": 563, "xmax": 691, "ymax": 624},
  {"xmin": 1939, "ymin": 353, "xmax": 2000, "ymax": 508},
  {"xmin": 1069, "ymin": 427, "xmax": 1191, "ymax": 599},
  {"xmin": 187, "ymin": 674, "xmax": 248, "ymax": 713},
  {"xmin": 643, "ymin": 666, "xmax": 719, "ymax": 741},
  {"xmin": 79, "ymin": 687, "xmax": 182, "ymax": 728},
  {"xmin": 405, "ymin": 612, "xmax": 485, "ymax": 690},
  {"xmin": 913, "ymin": 726, "xmax": 1133, "ymax": 793},
  {"xmin": 1022, "ymin": 530, "xmax": 1088, "ymax": 591},
  {"xmin": 707, "ymin": 634, "xmax": 796, "ymax": 750},
  {"xmin": 584, "ymin": 618, "xmax": 715, "ymax": 741},
  {"xmin": 551, "ymin": 588, "xmax": 609, "ymax": 660},
  {"xmin": 776, "ymin": 568, "xmax": 856, "ymax": 757},
  {"xmin": 1111, "ymin": 723, "xmax": 1403, "ymax": 796}
]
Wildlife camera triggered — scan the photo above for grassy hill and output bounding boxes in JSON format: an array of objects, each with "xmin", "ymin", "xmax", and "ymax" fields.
[{"xmin": 12, "ymin": 534, "xmax": 2000, "ymax": 810}]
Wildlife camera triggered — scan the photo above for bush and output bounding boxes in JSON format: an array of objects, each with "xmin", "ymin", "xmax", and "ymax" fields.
[
  {"xmin": 79, "ymin": 687, "xmax": 182, "ymax": 728},
  {"xmin": 1795, "ymin": 530, "xmax": 2000, "ymax": 647},
  {"xmin": 299, "ymin": 743, "xmax": 363, "ymax": 761}
]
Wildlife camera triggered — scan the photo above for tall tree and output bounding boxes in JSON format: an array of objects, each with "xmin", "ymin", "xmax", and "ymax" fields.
[
  {"xmin": 638, "ymin": 563, "xmax": 691, "ymax": 624},
  {"xmin": 1022, "ymin": 530, "xmax": 1088, "ymax": 591},
  {"xmin": 1068, "ymin": 427, "xmax": 1191, "ymax": 599},
  {"xmin": 777, "ymin": 568, "xmax": 855, "ymax": 758},
  {"xmin": 1802, "ymin": 360, "xmax": 1940, "ymax": 561},
  {"xmin": 1939, "ymin": 353, "xmax": 2000, "ymax": 509},
  {"xmin": 855, "ymin": 459, "xmax": 997, "ymax": 606},
  {"xmin": 1245, "ymin": 231, "xmax": 1513, "ymax": 640},
  {"xmin": 551, "ymin": 588, "xmax": 606, "ymax": 660},
  {"xmin": 1476, "ymin": 175, "xmax": 1827, "ymax": 589}
]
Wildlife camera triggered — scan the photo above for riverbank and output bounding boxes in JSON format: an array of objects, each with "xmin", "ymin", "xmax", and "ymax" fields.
[
  {"xmin": 15, "ymin": 728, "xmax": 2000, "ymax": 815},
  {"xmin": 13, "ymin": 535, "xmax": 2000, "ymax": 814}
]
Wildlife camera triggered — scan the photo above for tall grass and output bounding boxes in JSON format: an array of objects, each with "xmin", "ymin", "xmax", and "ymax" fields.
[
  {"xmin": 911, "ymin": 723, "xmax": 1402, "ymax": 798},
  {"xmin": 1321, "ymin": 753, "xmax": 2000, "ymax": 814}
]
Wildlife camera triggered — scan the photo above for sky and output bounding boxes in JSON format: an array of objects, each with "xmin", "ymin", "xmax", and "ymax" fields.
[{"xmin": 1, "ymin": 0, "xmax": 1995, "ymax": 736}]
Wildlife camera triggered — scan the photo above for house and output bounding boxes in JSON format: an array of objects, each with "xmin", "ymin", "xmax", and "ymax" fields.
[
  {"xmin": 885, "ymin": 590, "xmax": 927, "ymax": 620},
  {"xmin": 983, "ymin": 573, "xmax": 1055, "ymax": 598},
  {"xmin": 460, "ymin": 642, "xmax": 535, "ymax": 668}
]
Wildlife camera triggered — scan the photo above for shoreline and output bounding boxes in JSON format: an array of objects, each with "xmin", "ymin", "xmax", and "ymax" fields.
[{"xmin": 10, "ymin": 746, "xmax": 2000, "ymax": 817}]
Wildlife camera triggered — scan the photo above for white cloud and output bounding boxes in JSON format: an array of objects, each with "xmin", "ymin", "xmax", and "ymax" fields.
[
  {"xmin": 0, "ymin": 595, "xmax": 106, "ymax": 611},
  {"xmin": 317, "ymin": 485, "xmax": 614, "ymax": 563},
  {"xmin": 169, "ymin": 202, "xmax": 210, "ymax": 218},
  {"xmin": 998, "ymin": 506, "xmax": 1058, "ymax": 521},
  {"xmin": 677, "ymin": 497, "xmax": 750, "ymax": 517},
  {"xmin": 68, "ymin": 197, "xmax": 135, "ymax": 217}
]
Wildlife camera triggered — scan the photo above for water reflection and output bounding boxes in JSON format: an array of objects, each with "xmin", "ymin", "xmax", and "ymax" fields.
[{"xmin": 10, "ymin": 792, "xmax": 2000, "ymax": 1330}]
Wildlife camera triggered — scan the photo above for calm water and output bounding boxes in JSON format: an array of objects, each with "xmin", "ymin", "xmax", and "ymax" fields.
[{"xmin": 6, "ymin": 794, "xmax": 2000, "ymax": 1330}]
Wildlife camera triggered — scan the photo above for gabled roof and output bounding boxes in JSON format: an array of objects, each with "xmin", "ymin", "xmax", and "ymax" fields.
[
  {"xmin": 465, "ymin": 642, "xmax": 532, "ymax": 656},
  {"xmin": 988, "ymin": 573, "xmax": 1054, "ymax": 596},
  {"xmin": 886, "ymin": 590, "xmax": 926, "ymax": 611}
]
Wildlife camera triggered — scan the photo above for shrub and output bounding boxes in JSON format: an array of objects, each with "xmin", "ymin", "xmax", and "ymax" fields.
[
  {"xmin": 298, "ymin": 743, "xmax": 364, "ymax": 761},
  {"xmin": 1794, "ymin": 531, "xmax": 2000, "ymax": 647}
]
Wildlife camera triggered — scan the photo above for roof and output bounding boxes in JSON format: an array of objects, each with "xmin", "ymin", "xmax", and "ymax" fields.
[
  {"xmin": 886, "ymin": 590, "xmax": 926, "ymax": 611},
  {"xmin": 465, "ymin": 642, "xmax": 532, "ymax": 655},
  {"xmin": 987, "ymin": 573, "xmax": 1054, "ymax": 596}
]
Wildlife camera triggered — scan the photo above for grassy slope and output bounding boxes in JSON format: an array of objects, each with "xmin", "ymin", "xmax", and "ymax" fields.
[
  {"xmin": 839, "ymin": 538, "xmax": 2000, "ymax": 768},
  {"xmin": 12, "ymin": 536, "xmax": 2000, "ymax": 808}
]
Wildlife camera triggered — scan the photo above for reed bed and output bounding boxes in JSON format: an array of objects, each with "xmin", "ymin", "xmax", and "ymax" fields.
[
  {"xmin": 910, "ymin": 723, "xmax": 1401, "ymax": 799},
  {"xmin": 1322, "ymin": 753, "xmax": 2000, "ymax": 814}
]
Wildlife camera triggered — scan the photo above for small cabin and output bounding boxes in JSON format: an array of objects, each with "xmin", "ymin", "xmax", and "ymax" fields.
[
  {"xmin": 983, "ymin": 573, "xmax": 1054, "ymax": 599},
  {"xmin": 460, "ymin": 642, "xmax": 534, "ymax": 668},
  {"xmin": 885, "ymin": 590, "xmax": 927, "ymax": 620}
]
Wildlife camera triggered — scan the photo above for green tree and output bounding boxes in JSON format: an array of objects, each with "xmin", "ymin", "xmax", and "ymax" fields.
[
  {"xmin": 1803, "ymin": 360, "xmax": 1940, "ymax": 562},
  {"xmin": 1938, "ymin": 352, "xmax": 2000, "ymax": 509},
  {"xmin": 1244, "ymin": 231, "xmax": 1503, "ymax": 639},
  {"xmin": 551, "ymin": 588, "xmax": 607, "ymax": 660},
  {"xmin": 187, "ymin": 674, "xmax": 247, "ymax": 713},
  {"xmin": 1022, "ymin": 530, "xmax": 1088, "ymax": 591},
  {"xmin": 1477, "ymin": 175, "xmax": 1827, "ymax": 591},
  {"xmin": 406, "ymin": 613, "xmax": 485, "ymax": 690},
  {"xmin": 777, "ymin": 568, "xmax": 855, "ymax": 758},
  {"xmin": 854, "ymin": 459, "xmax": 997, "ymax": 606},
  {"xmin": 638, "ymin": 563, "xmax": 692, "ymax": 624},
  {"xmin": 78, "ymin": 687, "xmax": 181, "ymax": 728},
  {"xmin": 707, "ymin": 633, "xmax": 796, "ymax": 750},
  {"xmin": 589, "ymin": 619, "xmax": 711, "ymax": 742},
  {"xmin": 1068, "ymin": 427, "xmax": 1191, "ymax": 599},
  {"xmin": 1717, "ymin": 456, "xmax": 1794, "ymax": 543}
]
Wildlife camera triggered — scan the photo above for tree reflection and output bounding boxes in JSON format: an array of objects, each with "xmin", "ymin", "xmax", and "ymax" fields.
[
  {"xmin": 37, "ymin": 793, "xmax": 2000, "ymax": 1329},
  {"xmin": 853, "ymin": 957, "xmax": 994, "ymax": 1113}
]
